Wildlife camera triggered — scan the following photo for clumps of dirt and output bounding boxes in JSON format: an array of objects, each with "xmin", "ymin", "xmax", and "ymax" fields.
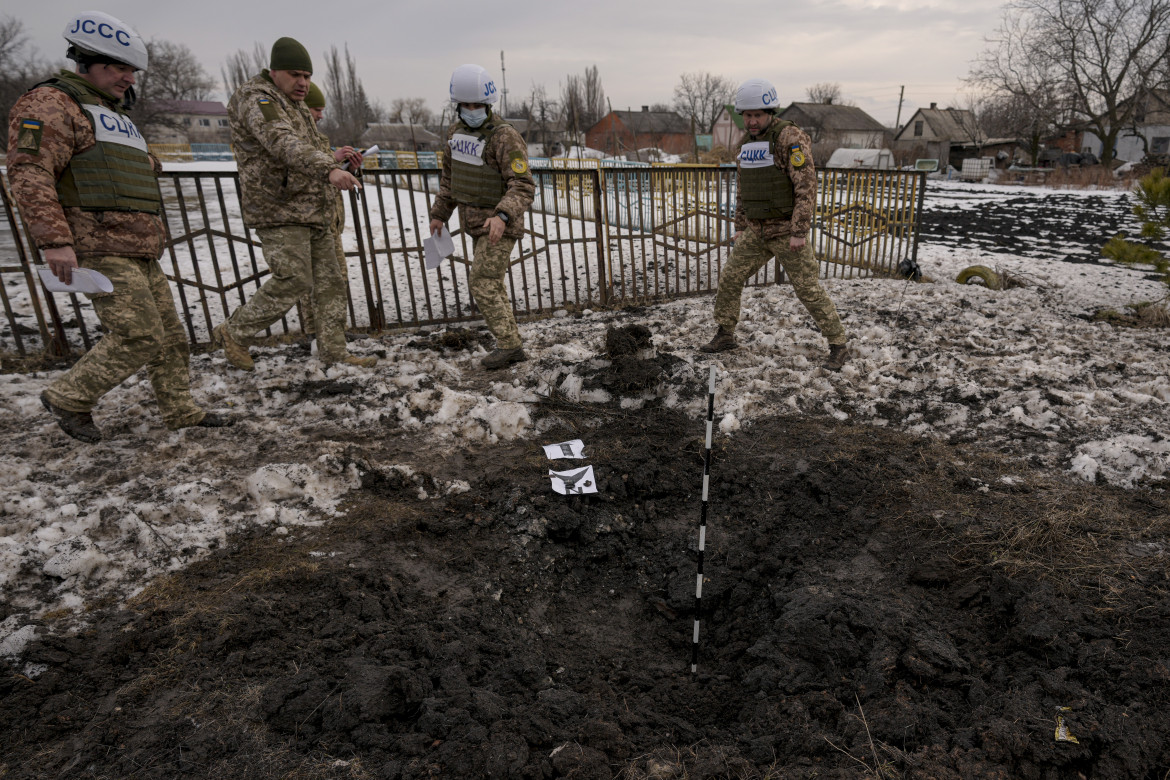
[
  {"xmin": 1, "ymin": 411, "xmax": 1168, "ymax": 779},
  {"xmin": 299, "ymin": 379, "xmax": 358, "ymax": 398},
  {"xmin": 573, "ymin": 324, "xmax": 685, "ymax": 394},
  {"xmin": 604, "ymin": 324, "xmax": 653, "ymax": 357},
  {"xmin": 406, "ymin": 327, "xmax": 491, "ymax": 353}
]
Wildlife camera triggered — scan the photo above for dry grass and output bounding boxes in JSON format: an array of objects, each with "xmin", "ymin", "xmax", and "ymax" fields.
[{"xmin": 1136, "ymin": 301, "xmax": 1170, "ymax": 328}]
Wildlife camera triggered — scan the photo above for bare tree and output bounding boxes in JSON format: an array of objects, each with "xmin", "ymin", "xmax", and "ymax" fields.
[
  {"xmin": 388, "ymin": 97, "xmax": 432, "ymax": 125},
  {"xmin": 139, "ymin": 40, "xmax": 216, "ymax": 101},
  {"xmin": 221, "ymin": 43, "xmax": 267, "ymax": 96},
  {"xmin": 981, "ymin": 91, "xmax": 1060, "ymax": 165},
  {"xmin": 134, "ymin": 39, "xmax": 219, "ymax": 140},
  {"xmin": 970, "ymin": 0, "xmax": 1170, "ymax": 166},
  {"xmin": 520, "ymin": 83, "xmax": 561, "ymax": 156},
  {"xmin": 317, "ymin": 44, "xmax": 382, "ymax": 146},
  {"xmin": 672, "ymin": 71, "xmax": 734, "ymax": 132},
  {"xmin": 0, "ymin": 16, "xmax": 58, "ymax": 130},
  {"xmin": 559, "ymin": 65, "xmax": 606, "ymax": 137},
  {"xmin": 581, "ymin": 65, "xmax": 605, "ymax": 129},
  {"xmin": 805, "ymin": 82, "xmax": 842, "ymax": 105}
]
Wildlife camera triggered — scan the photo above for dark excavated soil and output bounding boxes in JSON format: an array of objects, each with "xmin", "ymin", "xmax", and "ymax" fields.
[{"xmin": 1, "ymin": 328, "xmax": 1168, "ymax": 779}]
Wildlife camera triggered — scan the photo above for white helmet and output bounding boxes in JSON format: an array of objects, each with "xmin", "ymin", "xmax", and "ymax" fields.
[
  {"xmin": 734, "ymin": 78, "xmax": 779, "ymax": 112},
  {"xmin": 449, "ymin": 64, "xmax": 499, "ymax": 105},
  {"xmin": 63, "ymin": 11, "xmax": 149, "ymax": 72}
]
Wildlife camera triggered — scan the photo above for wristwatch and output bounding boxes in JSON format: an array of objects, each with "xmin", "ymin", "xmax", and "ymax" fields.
[{"xmin": 496, "ymin": 211, "xmax": 509, "ymax": 224}]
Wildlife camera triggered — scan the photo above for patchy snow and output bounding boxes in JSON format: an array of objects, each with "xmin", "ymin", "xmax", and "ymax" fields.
[{"xmin": 0, "ymin": 180, "xmax": 1167, "ymax": 659}]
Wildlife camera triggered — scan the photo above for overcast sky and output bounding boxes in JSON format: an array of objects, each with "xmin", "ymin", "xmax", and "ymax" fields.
[{"xmin": 14, "ymin": 1, "xmax": 1007, "ymax": 127}]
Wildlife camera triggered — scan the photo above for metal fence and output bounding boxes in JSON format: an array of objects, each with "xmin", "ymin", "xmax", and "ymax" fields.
[{"xmin": 0, "ymin": 165, "xmax": 925, "ymax": 360}]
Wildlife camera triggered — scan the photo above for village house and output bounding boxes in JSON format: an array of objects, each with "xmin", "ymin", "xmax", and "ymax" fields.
[
  {"xmin": 892, "ymin": 103, "xmax": 985, "ymax": 169},
  {"xmin": 585, "ymin": 107, "xmax": 693, "ymax": 158},
  {"xmin": 145, "ymin": 100, "xmax": 231, "ymax": 144},
  {"xmin": 710, "ymin": 105, "xmax": 744, "ymax": 152},
  {"xmin": 1082, "ymin": 88, "xmax": 1170, "ymax": 163},
  {"xmin": 779, "ymin": 102, "xmax": 888, "ymax": 150}
]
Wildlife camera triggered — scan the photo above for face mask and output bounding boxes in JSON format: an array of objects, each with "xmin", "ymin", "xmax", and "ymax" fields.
[{"xmin": 460, "ymin": 107, "xmax": 487, "ymax": 128}]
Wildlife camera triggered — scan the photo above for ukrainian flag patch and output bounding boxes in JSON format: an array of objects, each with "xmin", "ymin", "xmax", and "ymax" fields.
[
  {"xmin": 17, "ymin": 118, "xmax": 43, "ymax": 153},
  {"xmin": 257, "ymin": 97, "xmax": 278, "ymax": 121},
  {"xmin": 789, "ymin": 145, "xmax": 807, "ymax": 169}
]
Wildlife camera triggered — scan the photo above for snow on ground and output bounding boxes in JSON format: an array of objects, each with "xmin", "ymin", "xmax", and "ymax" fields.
[{"xmin": 1, "ymin": 181, "xmax": 1167, "ymax": 659}]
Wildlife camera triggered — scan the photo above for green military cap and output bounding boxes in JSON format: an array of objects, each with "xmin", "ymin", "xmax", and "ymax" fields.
[
  {"xmin": 305, "ymin": 82, "xmax": 326, "ymax": 109},
  {"xmin": 270, "ymin": 36, "xmax": 312, "ymax": 73}
]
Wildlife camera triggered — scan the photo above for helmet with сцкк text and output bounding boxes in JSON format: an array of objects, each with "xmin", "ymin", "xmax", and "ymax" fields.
[
  {"xmin": 449, "ymin": 64, "xmax": 498, "ymax": 105},
  {"xmin": 735, "ymin": 78, "xmax": 779, "ymax": 112}
]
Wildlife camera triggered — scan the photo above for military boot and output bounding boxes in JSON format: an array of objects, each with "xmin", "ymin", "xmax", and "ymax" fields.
[
  {"xmin": 41, "ymin": 391, "xmax": 102, "ymax": 444},
  {"xmin": 825, "ymin": 344, "xmax": 848, "ymax": 372},
  {"xmin": 699, "ymin": 326, "xmax": 736, "ymax": 353},
  {"xmin": 213, "ymin": 324, "xmax": 254, "ymax": 371},
  {"xmin": 482, "ymin": 347, "xmax": 527, "ymax": 369}
]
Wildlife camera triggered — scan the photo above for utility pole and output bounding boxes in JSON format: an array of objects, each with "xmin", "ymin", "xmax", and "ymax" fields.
[
  {"xmin": 894, "ymin": 85, "xmax": 905, "ymax": 133},
  {"xmin": 499, "ymin": 50, "xmax": 508, "ymax": 117}
]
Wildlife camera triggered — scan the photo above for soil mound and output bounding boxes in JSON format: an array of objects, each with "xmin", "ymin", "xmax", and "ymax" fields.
[{"xmin": 2, "ymin": 405, "xmax": 1167, "ymax": 779}]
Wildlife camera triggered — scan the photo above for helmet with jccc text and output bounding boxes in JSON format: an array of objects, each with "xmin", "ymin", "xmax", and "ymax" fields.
[
  {"xmin": 449, "ymin": 64, "xmax": 499, "ymax": 104},
  {"xmin": 734, "ymin": 78, "xmax": 779, "ymax": 112},
  {"xmin": 63, "ymin": 11, "xmax": 149, "ymax": 72}
]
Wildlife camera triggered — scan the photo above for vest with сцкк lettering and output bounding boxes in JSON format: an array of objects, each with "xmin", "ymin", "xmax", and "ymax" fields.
[
  {"xmin": 737, "ymin": 119, "xmax": 796, "ymax": 221},
  {"xmin": 448, "ymin": 115, "xmax": 508, "ymax": 208},
  {"xmin": 38, "ymin": 75, "xmax": 162, "ymax": 215}
]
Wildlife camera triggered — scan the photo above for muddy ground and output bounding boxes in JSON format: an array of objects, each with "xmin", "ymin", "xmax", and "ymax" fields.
[
  {"xmin": 918, "ymin": 188, "xmax": 1145, "ymax": 266},
  {"xmin": 1, "ymin": 325, "xmax": 1168, "ymax": 780}
]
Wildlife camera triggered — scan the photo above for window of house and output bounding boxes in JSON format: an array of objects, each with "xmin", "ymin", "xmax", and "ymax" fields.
[
  {"xmin": 183, "ymin": 118, "xmax": 191, "ymax": 126},
  {"xmin": 198, "ymin": 118, "xmax": 211, "ymax": 127},
  {"xmin": 1152, "ymin": 136, "xmax": 1170, "ymax": 154},
  {"xmin": 217, "ymin": 119, "xmax": 228, "ymax": 127},
  {"xmin": 913, "ymin": 120, "xmax": 923, "ymax": 137}
]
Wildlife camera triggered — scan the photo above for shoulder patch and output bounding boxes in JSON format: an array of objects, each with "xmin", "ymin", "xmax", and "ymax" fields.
[
  {"xmin": 17, "ymin": 119, "xmax": 43, "ymax": 154},
  {"xmin": 789, "ymin": 145, "xmax": 807, "ymax": 169},
  {"xmin": 509, "ymin": 151, "xmax": 529, "ymax": 175},
  {"xmin": 257, "ymin": 97, "xmax": 279, "ymax": 122}
]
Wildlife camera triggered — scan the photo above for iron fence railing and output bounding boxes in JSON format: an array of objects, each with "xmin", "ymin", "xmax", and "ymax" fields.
[{"xmin": 0, "ymin": 165, "xmax": 924, "ymax": 361}]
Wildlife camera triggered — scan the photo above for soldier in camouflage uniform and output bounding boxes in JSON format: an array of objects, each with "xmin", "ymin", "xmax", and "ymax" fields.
[
  {"xmin": 298, "ymin": 82, "xmax": 349, "ymax": 336},
  {"xmin": 213, "ymin": 37, "xmax": 374, "ymax": 371},
  {"xmin": 700, "ymin": 78, "xmax": 848, "ymax": 371},
  {"xmin": 429, "ymin": 64, "xmax": 536, "ymax": 370},
  {"xmin": 7, "ymin": 11, "xmax": 232, "ymax": 443}
]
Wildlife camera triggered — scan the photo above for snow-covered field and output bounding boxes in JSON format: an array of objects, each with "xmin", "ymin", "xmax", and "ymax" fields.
[{"xmin": 1, "ymin": 178, "xmax": 1167, "ymax": 660}]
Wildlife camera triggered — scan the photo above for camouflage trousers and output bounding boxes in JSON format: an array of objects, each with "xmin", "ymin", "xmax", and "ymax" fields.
[
  {"xmin": 469, "ymin": 236, "xmax": 521, "ymax": 350},
  {"xmin": 298, "ymin": 230, "xmax": 348, "ymax": 335},
  {"xmin": 714, "ymin": 228, "xmax": 846, "ymax": 345},
  {"xmin": 44, "ymin": 255, "xmax": 204, "ymax": 429},
  {"xmin": 225, "ymin": 225, "xmax": 346, "ymax": 362}
]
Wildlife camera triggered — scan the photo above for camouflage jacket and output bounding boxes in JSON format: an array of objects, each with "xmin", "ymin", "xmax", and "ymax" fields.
[
  {"xmin": 228, "ymin": 72, "xmax": 341, "ymax": 229},
  {"xmin": 429, "ymin": 115, "xmax": 535, "ymax": 241},
  {"xmin": 734, "ymin": 119, "xmax": 817, "ymax": 240},
  {"xmin": 309, "ymin": 119, "xmax": 345, "ymax": 232},
  {"xmin": 6, "ymin": 70, "xmax": 166, "ymax": 261}
]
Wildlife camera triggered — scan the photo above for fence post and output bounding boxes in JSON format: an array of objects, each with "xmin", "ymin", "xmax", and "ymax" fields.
[
  {"xmin": 0, "ymin": 174, "xmax": 69, "ymax": 356},
  {"xmin": 591, "ymin": 168, "xmax": 609, "ymax": 308},
  {"xmin": 349, "ymin": 187, "xmax": 386, "ymax": 331}
]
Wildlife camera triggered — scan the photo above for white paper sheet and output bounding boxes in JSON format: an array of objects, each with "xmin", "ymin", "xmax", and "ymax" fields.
[
  {"xmin": 543, "ymin": 440, "xmax": 586, "ymax": 459},
  {"xmin": 38, "ymin": 267, "xmax": 114, "ymax": 294},
  {"xmin": 549, "ymin": 465, "xmax": 598, "ymax": 495},
  {"xmin": 424, "ymin": 226, "xmax": 455, "ymax": 269}
]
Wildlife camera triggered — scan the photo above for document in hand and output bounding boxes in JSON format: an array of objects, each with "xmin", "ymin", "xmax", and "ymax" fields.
[
  {"xmin": 37, "ymin": 267, "xmax": 114, "ymax": 295},
  {"xmin": 424, "ymin": 225, "xmax": 455, "ymax": 269}
]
